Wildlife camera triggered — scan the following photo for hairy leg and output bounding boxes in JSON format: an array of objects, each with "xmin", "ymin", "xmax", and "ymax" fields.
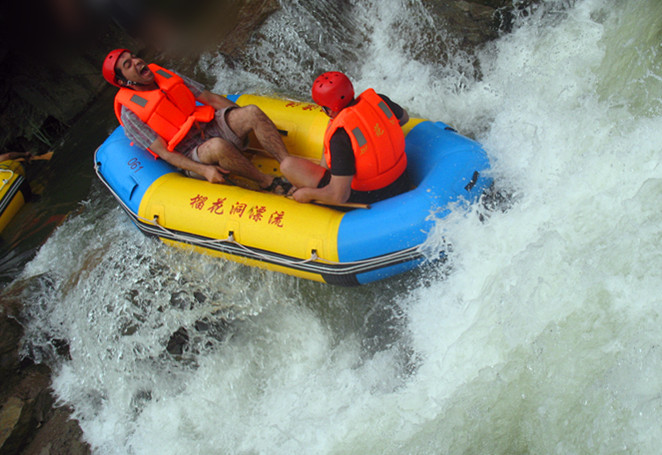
[
  {"xmin": 224, "ymin": 105, "xmax": 329, "ymax": 191},
  {"xmin": 197, "ymin": 137, "xmax": 273, "ymax": 188},
  {"xmin": 225, "ymin": 105, "xmax": 289, "ymax": 162}
]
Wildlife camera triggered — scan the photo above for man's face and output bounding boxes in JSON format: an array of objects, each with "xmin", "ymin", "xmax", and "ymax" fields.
[{"xmin": 116, "ymin": 52, "xmax": 155, "ymax": 86}]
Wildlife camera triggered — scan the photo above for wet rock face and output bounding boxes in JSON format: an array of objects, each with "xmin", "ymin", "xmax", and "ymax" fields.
[
  {"xmin": 0, "ymin": 0, "xmax": 535, "ymax": 157},
  {"xmin": 0, "ymin": 308, "xmax": 22, "ymax": 386},
  {"xmin": 425, "ymin": 0, "xmax": 537, "ymax": 46},
  {"xmin": 0, "ymin": 0, "xmax": 279, "ymax": 157},
  {"xmin": 0, "ymin": 2, "xmax": 133, "ymax": 156},
  {"xmin": 0, "ymin": 295, "xmax": 89, "ymax": 454},
  {"xmin": 0, "ymin": 274, "xmax": 88, "ymax": 453}
]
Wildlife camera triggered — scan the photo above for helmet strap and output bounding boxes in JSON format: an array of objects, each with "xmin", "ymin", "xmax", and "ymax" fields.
[{"xmin": 124, "ymin": 80, "xmax": 151, "ymax": 88}]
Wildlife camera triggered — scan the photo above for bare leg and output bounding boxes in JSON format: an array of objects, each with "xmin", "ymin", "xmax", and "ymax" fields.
[
  {"xmin": 225, "ymin": 105, "xmax": 289, "ymax": 162},
  {"xmin": 279, "ymin": 156, "xmax": 327, "ymax": 188},
  {"xmin": 196, "ymin": 137, "xmax": 273, "ymax": 189},
  {"xmin": 224, "ymin": 105, "xmax": 326, "ymax": 190}
]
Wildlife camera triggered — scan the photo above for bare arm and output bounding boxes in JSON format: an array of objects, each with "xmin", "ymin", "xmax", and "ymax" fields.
[
  {"xmin": 398, "ymin": 109, "xmax": 409, "ymax": 126},
  {"xmin": 196, "ymin": 91, "xmax": 237, "ymax": 110},
  {"xmin": 148, "ymin": 137, "xmax": 227, "ymax": 184},
  {"xmin": 0, "ymin": 151, "xmax": 31, "ymax": 162}
]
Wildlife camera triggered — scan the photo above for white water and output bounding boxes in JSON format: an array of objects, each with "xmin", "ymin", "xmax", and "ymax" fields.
[{"xmin": 11, "ymin": 0, "xmax": 662, "ymax": 453}]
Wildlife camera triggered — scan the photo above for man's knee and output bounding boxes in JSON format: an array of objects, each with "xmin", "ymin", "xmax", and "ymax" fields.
[
  {"xmin": 235, "ymin": 104, "xmax": 270, "ymax": 126},
  {"xmin": 227, "ymin": 104, "xmax": 270, "ymax": 138},
  {"xmin": 200, "ymin": 137, "xmax": 223, "ymax": 153},
  {"xmin": 239, "ymin": 104, "xmax": 263, "ymax": 118}
]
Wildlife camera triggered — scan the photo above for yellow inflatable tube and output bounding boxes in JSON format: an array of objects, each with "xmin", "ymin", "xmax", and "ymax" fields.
[
  {"xmin": 131, "ymin": 95, "xmax": 344, "ymax": 282},
  {"xmin": 140, "ymin": 173, "xmax": 344, "ymax": 282},
  {"xmin": 0, "ymin": 160, "xmax": 27, "ymax": 234}
]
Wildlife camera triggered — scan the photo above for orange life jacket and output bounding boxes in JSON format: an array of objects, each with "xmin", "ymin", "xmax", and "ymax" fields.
[
  {"xmin": 323, "ymin": 88, "xmax": 406, "ymax": 191},
  {"xmin": 114, "ymin": 64, "xmax": 215, "ymax": 152}
]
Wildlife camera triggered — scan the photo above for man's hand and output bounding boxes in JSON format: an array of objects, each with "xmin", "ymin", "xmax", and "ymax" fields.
[
  {"xmin": 203, "ymin": 165, "xmax": 230, "ymax": 184},
  {"xmin": 149, "ymin": 137, "xmax": 231, "ymax": 185}
]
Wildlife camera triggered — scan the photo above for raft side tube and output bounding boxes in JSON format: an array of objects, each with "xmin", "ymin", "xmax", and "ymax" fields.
[
  {"xmin": 137, "ymin": 172, "xmax": 345, "ymax": 262},
  {"xmin": 95, "ymin": 127, "xmax": 177, "ymax": 213},
  {"xmin": 0, "ymin": 160, "xmax": 28, "ymax": 233},
  {"xmin": 337, "ymin": 121, "xmax": 492, "ymax": 284}
]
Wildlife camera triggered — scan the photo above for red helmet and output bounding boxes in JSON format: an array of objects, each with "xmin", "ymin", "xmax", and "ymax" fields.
[
  {"xmin": 102, "ymin": 48, "xmax": 130, "ymax": 87},
  {"xmin": 311, "ymin": 71, "xmax": 354, "ymax": 112}
]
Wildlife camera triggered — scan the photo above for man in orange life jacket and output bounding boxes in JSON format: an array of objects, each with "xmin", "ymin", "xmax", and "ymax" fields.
[
  {"xmin": 102, "ymin": 49, "xmax": 295, "ymax": 193},
  {"xmin": 285, "ymin": 71, "xmax": 410, "ymax": 205}
]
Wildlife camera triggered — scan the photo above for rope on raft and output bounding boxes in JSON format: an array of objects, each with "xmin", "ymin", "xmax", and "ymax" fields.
[{"xmin": 94, "ymin": 162, "xmax": 423, "ymax": 274}]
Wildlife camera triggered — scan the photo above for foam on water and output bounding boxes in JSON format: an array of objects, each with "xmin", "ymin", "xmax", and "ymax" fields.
[{"xmin": 11, "ymin": 0, "xmax": 662, "ymax": 453}]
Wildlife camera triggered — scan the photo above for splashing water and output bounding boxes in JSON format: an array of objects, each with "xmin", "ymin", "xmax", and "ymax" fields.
[{"xmin": 9, "ymin": 0, "xmax": 662, "ymax": 453}]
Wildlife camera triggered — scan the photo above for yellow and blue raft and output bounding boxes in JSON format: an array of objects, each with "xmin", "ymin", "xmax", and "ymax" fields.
[
  {"xmin": 0, "ymin": 160, "xmax": 28, "ymax": 234},
  {"xmin": 94, "ymin": 95, "xmax": 491, "ymax": 285}
]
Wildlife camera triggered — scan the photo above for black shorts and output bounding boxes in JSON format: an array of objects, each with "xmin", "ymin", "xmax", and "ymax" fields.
[
  {"xmin": 317, "ymin": 169, "xmax": 411, "ymax": 204},
  {"xmin": 348, "ymin": 170, "xmax": 410, "ymax": 204}
]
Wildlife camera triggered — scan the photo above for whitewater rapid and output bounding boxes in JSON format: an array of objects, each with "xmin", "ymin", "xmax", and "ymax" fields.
[{"xmin": 13, "ymin": 0, "xmax": 662, "ymax": 453}]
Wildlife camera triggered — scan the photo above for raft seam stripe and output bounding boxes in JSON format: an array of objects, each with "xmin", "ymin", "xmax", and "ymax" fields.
[{"xmin": 95, "ymin": 161, "xmax": 424, "ymax": 276}]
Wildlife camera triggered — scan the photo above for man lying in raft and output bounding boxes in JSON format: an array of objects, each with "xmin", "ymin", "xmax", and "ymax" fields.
[
  {"xmin": 102, "ymin": 49, "xmax": 306, "ymax": 194},
  {"xmin": 284, "ymin": 71, "xmax": 410, "ymax": 205}
]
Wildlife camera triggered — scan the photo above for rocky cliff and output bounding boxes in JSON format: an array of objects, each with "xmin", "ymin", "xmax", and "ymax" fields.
[{"xmin": 0, "ymin": 0, "xmax": 534, "ymax": 157}]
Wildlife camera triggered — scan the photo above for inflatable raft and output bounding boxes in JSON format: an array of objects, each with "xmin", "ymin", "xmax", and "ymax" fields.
[
  {"xmin": 0, "ymin": 160, "xmax": 28, "ymax": 234},
  {"xmin": 94, "ymin": 95, "xmax": 491, "ymax": 285}
]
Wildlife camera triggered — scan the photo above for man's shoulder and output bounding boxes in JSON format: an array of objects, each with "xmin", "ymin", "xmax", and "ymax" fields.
[
  {"xmin": 148, "ymin": 64, "xmax": 206, "ymax": 96},
  {"xmin": 375, "ymin": 93, "xmax": 404, "ymax": 120},
  {"xmin": 170, "ymin": 69, "xmax": 206, "ymax": 96},
  {"xmin": 120, "ymin": 105, "xmax": 151, "ymax": 134},
  {"xmin": 329, "ymin": 126, "xmax": 350, "ymax": 145}
]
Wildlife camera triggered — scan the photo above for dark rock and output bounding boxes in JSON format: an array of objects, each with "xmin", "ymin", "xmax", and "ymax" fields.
[
  {"xmin": 0, "ymin": 343, "xmax": 89, "ymax": 454},
  {"xmin": 1, "ymin": 291, "xmax": 89, "ymax": 454},
  {"xmin": 193, "ymin": 291, "xmax": 207, "ymax": 304},
  {"xmin": 166, "ymin": 327, "xmax": 190, "ymax": 356},
  {"xmin": 0, "ymin": 308, "xmax": 22, "ymax": 388},
  {"xmin": 425, "ymin": 0, "xmax": 538, "ymax": 47},
  {"xmin": 20, "ymin": 407, "xmax": 90, "ymax": 455},
  {"xmin": 194, "ymin": 319, "xmax": 210, "ymax": 332}
]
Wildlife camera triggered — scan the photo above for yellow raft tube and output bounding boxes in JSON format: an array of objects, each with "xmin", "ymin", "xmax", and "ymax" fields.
[{"xmin": 0, "ymin": 160, "xmax": 28, "ymax": 234}]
